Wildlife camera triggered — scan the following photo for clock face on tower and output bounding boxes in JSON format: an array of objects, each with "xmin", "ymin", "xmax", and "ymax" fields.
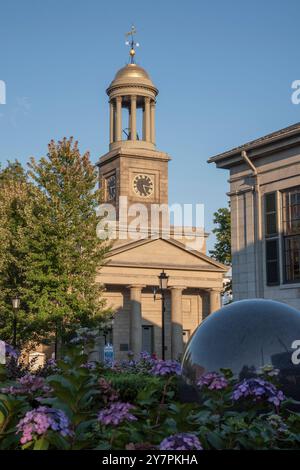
[
  {"xmin": 106, "ymin": 175, "xmax": 116, "ymax": 201},
  {"xmin": 133, "ymin": 174, "xmax": 154, "ymax": 197}
]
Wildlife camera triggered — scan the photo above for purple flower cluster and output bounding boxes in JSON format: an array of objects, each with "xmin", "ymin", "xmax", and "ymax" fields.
[
  {"xmin": 1, "ymin": 374, "xmax": 51, "ymax": 395},
  {"xmin": 159, "ymin": 433, "xmax": 203, "ymax": 450},
  {"xmin": 16, "ymin": 406, "xmax": 72, "ymax": 444},
  {"xmin": 98, "ymin": 402, "xmax": 137, "ymax": 426},
  {"xmin": 150, "ymin": 360, "xmax": 181, "ymax": 376},
  {"xmin": 46, "ymin": 358, "xmax": 58, "ymax": 370},
  {"xmin": 81, "ymin": 361, "xmax": 97, "ymax": 370},
  {"xmin": 140, "ymin": 351, "xmax": 152, "ymax": 361},
  {"xmin": 5, "ymin": 342, "xmax": 20, "ymax": 360},
  {"xmin": 267, "ymin": 414, "xmax": 288, "ymax": 433},
  {"xmin": 197, "ymin": 372, "xmax": 228, "ymax": 391},
  {"xmin": 232, "ymin": 378, "xmax": 285, "ymax": 407}
]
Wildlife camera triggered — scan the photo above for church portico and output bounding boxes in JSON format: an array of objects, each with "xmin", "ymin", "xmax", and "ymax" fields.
[{"xmin": 99, "ymin": 272, "xmax": 223, "ymax": 361}]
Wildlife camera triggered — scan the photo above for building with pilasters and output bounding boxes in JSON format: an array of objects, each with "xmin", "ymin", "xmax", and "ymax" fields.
[
  {"xmin": 208, "ymin": 123, "xmax": 300, "ymax": 311},
  {"xmin": 96, "ymin": 51, "xmax": 227, "ymax": 361}
]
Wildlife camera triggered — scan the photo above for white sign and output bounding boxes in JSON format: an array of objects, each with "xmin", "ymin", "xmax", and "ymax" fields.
[
  {"xmin": 104, "ymin": 343, "xmax": 114, "ymax": 364},
  {"xmin": 0, "ymin": 341, "xmax": 6, "ymax": 365}
]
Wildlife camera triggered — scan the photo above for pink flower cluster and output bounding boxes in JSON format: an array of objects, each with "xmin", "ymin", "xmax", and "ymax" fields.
[{"xmin": 16, "ymin": 406, "xmax": 72, "ymax": 445}]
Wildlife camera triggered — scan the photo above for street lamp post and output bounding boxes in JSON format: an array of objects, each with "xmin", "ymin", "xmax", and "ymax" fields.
[
  {"xmin": 12, "ymin": 296, "xmax": 20, "ymax": 348},
  {"xmin": 158, "ymin": 270, "xmax": 169, "ymax": 360}
]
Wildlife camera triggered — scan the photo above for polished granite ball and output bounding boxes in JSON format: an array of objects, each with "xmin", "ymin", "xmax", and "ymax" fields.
[{"xmin": 181, "ymin": 299, "xmax": 300, "ymax": 401}]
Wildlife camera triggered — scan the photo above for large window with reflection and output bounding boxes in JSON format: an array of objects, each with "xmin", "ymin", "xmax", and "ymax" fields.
[
  {"xmin": 264, "ymin": 192, "xmax": 279, "ymax": 285},
  {"xmin": 282, "ymin": 187, "xmax": 300, "ymax": 283}
]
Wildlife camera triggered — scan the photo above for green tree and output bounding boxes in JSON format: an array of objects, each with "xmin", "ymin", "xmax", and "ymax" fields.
[
  {"xmin": 0, "ymin": 161, "xmax": 36, "ymax": 346},
  {"xmin": 209, "ymin": 206, "xmax": 231, "ymax": 265},
  {"xmin": 24, "ymin": 137, "xmax": 110, "ymax": 346},
  {"xmin": 0, "ymin": 140, "xmax": 110, "ymax": 350}
]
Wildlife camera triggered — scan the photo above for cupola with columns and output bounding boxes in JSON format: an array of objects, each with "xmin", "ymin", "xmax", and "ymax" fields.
[
  {"xmin": 107, "ymin": 63, "xmax": 158, "ymax": 151},
  {"xmin": 97, "ymin": 27, "xmax": 171, "ymax": 214}
]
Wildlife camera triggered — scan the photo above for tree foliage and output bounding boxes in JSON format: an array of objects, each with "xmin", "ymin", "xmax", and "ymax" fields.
[
  {"xmin": 209, "ymin": 206, "xmax": 231, "ymax": 266},
  {"xmin": 0, "ymin": 139, "xmax": 110, "ymax": 347}
]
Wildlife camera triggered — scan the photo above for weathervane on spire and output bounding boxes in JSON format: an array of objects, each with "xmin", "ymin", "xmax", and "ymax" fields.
[{"xmin": 125, "ymin": 25, "xmax": 139, "ymax": 64}]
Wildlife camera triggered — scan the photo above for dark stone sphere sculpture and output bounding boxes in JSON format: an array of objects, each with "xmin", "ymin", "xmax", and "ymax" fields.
[{"xmin": 181, "ymin": 299, "xmax": 300, "ymax": 401}]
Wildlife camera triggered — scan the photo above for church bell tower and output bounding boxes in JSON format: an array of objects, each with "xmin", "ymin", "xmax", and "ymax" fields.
[{"xmin": 97, "ymin": 27, "xmax": 171, "ymax": 234}]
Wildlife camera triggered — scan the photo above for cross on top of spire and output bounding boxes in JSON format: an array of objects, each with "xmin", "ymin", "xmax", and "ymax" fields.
[{"xmin": 125, "ymin": 25, "xmax": 139, "ymax": 64}]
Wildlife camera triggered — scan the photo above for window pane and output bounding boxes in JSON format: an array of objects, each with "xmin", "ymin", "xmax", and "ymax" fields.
[
  {"xmin": 266, "ymin": 239, "xmax": 278, "ymax": 259},
  {"xmin": 265, "ymin": 193, "xmax": 276, "ymax": 213},
  {"xmin": 265, "ymin": 193, "xmax": 277, "ymax": 237},
  {"xmin": 266, "ymin": 214, "xmax": 277, "ymax": 236},
  {"xmin": 266, "ymin": 239, "xmax": 279, "ymax": 285},
  {"xmin": 284, "ymin": 236, "xmax": 300, "ymax": 282},
  {"xmin": 283, "ymin": 187, "xmax": 300, "ymax": 236}
]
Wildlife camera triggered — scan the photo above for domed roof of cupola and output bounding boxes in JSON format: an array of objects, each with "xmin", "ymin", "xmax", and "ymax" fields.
[{"xmin": 107, "ymin": 63, "xmax": 158, "ymax": 95}]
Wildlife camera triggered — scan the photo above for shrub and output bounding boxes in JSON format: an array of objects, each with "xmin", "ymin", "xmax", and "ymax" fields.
[{"xmin": 1, "ymin": 341, "xmax": 300, "ymax": 450}]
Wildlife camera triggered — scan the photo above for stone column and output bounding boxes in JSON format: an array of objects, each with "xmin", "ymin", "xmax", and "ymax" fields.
[
  {"xmin": 116, "ymin": 96, "xmax": 122, "ymax": 141},
  {"xmin": 150, "ymin": 100, "xmax": 155, "ymax": 144},
  {"xmin": 130, "ymin": 95, "xmax": 137, "ymax": 141},
  {"xmin": 171, "ymin": 287, "xmax": 184, "ymax": 360},
  {"xmin": 109, "ymin": 100, "xmax": 114, "ymax": 144},
  {"xmin": 209, "ymin": 288, "xmax": 222, "ymax": 314},
  {"xmin": 144, "ymin": 97, "xmax": 151, "ymax": 142},
  {"xmin": 129, "ymin": 285, "xmax": 144, "ymax": 357}
]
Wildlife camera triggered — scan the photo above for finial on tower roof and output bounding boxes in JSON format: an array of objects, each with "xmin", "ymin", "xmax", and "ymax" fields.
[{"xmin": 125, "ymin": 25, "xmax": 139, "ymax": 64}]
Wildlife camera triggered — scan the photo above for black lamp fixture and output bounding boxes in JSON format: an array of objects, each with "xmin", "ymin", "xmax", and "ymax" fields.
[
  {"xmin": 159, "ymin": 270, "xmax": 169, "ymax": 291},
  {"xmin": 158, "ymin": 270, "xmax": 169, "ymax": 360},
  {"xmin": 12, "ymin": 295, "xmax": 20, "ymax": 348}
]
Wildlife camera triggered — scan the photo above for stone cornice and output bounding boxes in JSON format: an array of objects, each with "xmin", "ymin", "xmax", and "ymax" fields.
[
  {"xmin": 107, "ymin": 83, "xmax": 158, "ymax": 97},
  {"xmin": 104, "ymin": 260, "xmax": 226, "ymax": 273},
  {"xmin": 97, "ymin": 147, "xmax": 171, "ymax": 167}
]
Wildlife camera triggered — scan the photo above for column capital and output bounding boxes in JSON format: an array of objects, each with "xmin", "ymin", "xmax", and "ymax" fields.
[
  {"xmin": 128, "ymin": 284, "xmax": 146, "ymax": 291},
  {"xmin": 169, "ymin": 285, "xmax": 186, "ymax": 291}
]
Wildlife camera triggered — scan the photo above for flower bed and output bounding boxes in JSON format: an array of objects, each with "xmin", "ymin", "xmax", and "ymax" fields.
[{"xmin": 1, "ymin": 345, "xmax": 300, "ymax": 450}]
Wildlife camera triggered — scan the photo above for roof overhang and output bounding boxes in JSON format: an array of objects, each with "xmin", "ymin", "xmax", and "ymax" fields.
[{"xmin": 207, "ymin": 122, "xmax": 300, "ymax": 169}]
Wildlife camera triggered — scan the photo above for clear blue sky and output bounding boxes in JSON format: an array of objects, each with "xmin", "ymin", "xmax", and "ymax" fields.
[{"xmin": 1, "ymin": 0, "xmax": 300, "ymax": 250}]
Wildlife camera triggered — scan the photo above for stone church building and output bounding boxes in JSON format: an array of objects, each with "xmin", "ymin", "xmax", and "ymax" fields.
[{"xmin": 96, "ymin": 55, "xmax": 227, "ymax": 361}]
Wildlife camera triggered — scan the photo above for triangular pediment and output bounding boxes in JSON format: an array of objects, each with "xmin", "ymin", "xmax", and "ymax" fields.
[{"xmin": 105, "ymin": 237, "xmax": 227, "ymax": 272}]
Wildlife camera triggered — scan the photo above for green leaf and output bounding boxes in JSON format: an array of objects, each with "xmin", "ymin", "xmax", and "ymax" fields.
[
  {"xmin": 33, "ymin": 437, "xmax": 50, "ymax": 451},
  {"xmin": 206, "ymin": 431, "xmax": 225, "ymax": 450}
]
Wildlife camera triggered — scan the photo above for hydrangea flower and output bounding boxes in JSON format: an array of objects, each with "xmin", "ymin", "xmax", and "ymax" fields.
[
  {"xmin": 267, "ymin": 414, "xmax": 288, "ymax": 433},
  {"xmin": 5, "ymin": 342, "xmax": 20, "ymax": 360},
  {"xmin": 16, "ymin": 406, "xmax": 72, "ymax": 445},
  {"xmin": 140, "ymin": 351, "xmax": 152, "ymax": 361},
  {"xmin": 98, "ymin": 402, "xmax": 137, "ymax": 426},
  {"xmin": 150, "ymin": 360, "xmax": 181, "ymax": 376},
  {"xmin": 232, "ymin": 378, "xmax": 285, "ymax": 408},
  {"xmin": 81, "ymin": 361, "xmax": 97, "ymax": 370},
  {"xmin": 1, "ymin": 374, "xmax": 51, "ymax": 395},
  {"xmin": 159, "ymin": 433, "xmax": 203, "ymax": 450},
  {"xmin": 197, "ymin": 372, "xmax": 228, "ymax": 390}
]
